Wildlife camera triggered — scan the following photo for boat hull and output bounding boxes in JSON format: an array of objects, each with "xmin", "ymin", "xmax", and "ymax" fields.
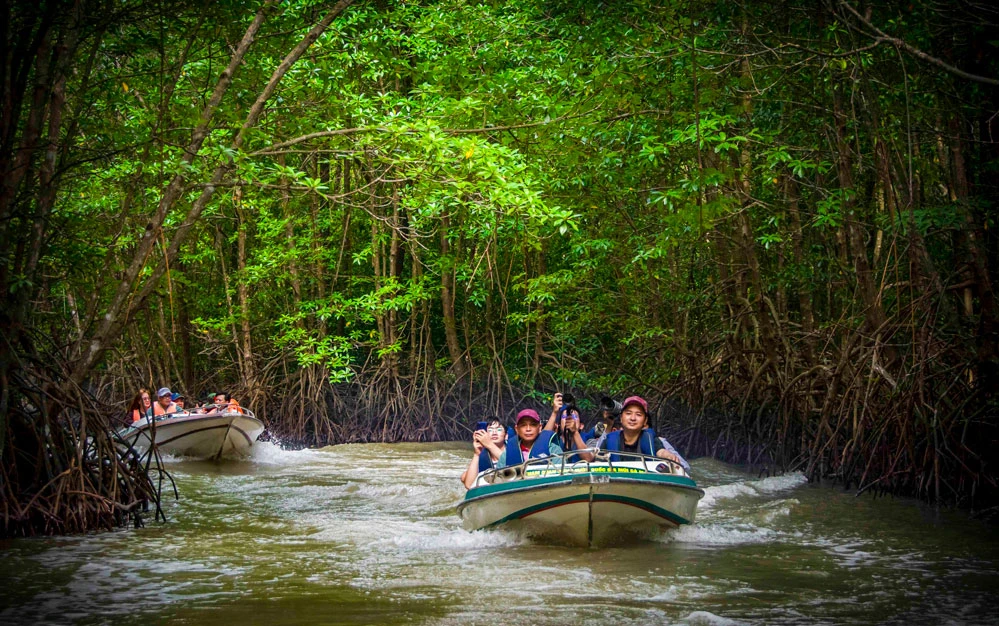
[
  {"xmin": 123, "ymin": 412, "xmax": 265, "ymax": 460},
  {"xmin": 458, "ymin": 468, "xmax": 703, "ymax": 546}
]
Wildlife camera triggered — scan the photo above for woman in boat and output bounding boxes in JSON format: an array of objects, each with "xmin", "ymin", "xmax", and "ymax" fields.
[
  {"xmin": 127, "ymin": 388, "xmax": 151, "ymax": 425},
  {"xmin": 461, "ymin": 417, "xmax": 507, "ymax": 489},
  {"xmin": 598, "ymin": 396, "xmax": 683, "ymax": 465},
  {"xmin": 542, "ymin": 393, "xmax": 595, "ymax": 462},
  {"xmin": 497, "ymin": 409, "xmax": 563, "ymax": 467}
]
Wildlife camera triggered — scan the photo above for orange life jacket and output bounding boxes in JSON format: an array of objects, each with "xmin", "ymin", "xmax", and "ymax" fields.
[{"xmin": 152, "ymin": 401, "xmax": 178, "ymax": 416}]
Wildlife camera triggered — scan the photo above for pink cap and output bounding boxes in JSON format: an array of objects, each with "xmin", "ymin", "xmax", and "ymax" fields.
[
  {"xmin": 515, "ymin": 408, "xmax": 541, "ymax": 423},
  {"xmin": 622, "ymin": 396, "xmax": 648, "ymax": 414}
]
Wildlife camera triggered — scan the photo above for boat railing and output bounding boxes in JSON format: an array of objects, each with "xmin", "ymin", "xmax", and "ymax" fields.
[{"xmin": 474, "ymin": 448, "xmax": 688, "ymax": 488}]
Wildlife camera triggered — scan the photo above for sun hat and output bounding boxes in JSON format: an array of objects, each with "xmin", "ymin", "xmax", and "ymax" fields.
[
  {"xmin": 621, "ymin": 396, "xmax": 648, "ymax": 414},
  {"xmin": 515, "ymin": 408, "xmax": 541, "ymax": 423},
  {"xmin": 157, "ymin": 387, "xmax": 172, "ymax": 398}
]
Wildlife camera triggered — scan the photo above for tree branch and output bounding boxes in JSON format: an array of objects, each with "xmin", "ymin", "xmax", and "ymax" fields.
[{"xmin": 839, "ymin": 0, "xmax": 999, "ymax": 86}]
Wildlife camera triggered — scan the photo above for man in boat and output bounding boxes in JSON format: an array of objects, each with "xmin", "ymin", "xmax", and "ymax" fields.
[
  {"xmin": 597, "ymin": 396, "xmax": 685, "ymax": 466},
  {"xmin": 147, "ymin": 387, "xmax": 180, "ymax": 418},
  {"xmin": 205, "ymin": 392, "xmax": 238, "ymax": 414},
  {"xmin": 497, "ymin": 409, "xmax": 563, "ymax": 467},
  {"xmin": 461, "ymin": 417, "xmax": 507, "ymax": 489}
]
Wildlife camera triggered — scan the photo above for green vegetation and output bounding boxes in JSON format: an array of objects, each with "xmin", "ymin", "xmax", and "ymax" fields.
[{"xmin": 2, "ymin": 0, "xmax": 996, "ymax": 535}]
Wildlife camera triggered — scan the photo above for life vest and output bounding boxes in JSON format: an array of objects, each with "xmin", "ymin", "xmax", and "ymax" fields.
[
  {"xmin": 132, "ymin": 409, "xmax": 142, "ymax": 423},
  {"xmin": 477, "ymin": 448, "xmax": 504, "ymax": 473},
  {"xmin": 503, "ymin": 430, "xmax": 556, "ymax": 467},
  {"xmin": 228, "ymin": 399, "xmax": 245, "ymax": 414},
  {"xmin": 604, "ymin": 428, "xmax": 656, "ymax": 462},
  {"xmin": 152, "ymin": 402, "xmax": 178, "ymax": 417}
]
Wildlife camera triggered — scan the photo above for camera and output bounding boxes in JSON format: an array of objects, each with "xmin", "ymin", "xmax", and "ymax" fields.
[
  {"xmin": 600, "ymin": 396, "xmax": 623, "ymax": 416},
  {"xmin": 559, "ymin": 393, "xmax": 577, "ymax": 422}
]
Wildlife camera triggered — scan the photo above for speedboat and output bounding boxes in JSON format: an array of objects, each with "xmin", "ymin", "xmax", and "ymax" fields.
[
  {"xmin": 120, "ymin": 408, "xmax": 265, "ymax": 460},
  {"xmin": 457, "ymin": 450, "xmax": 704, "ymax": 547}
]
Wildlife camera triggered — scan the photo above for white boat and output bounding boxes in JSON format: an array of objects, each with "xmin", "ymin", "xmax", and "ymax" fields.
[
  {"xmin": 121, "ymin": 409, "xmax": 265, "ymax": 460},
  {"xmin": 457, "ymin": 450, "xmax": 704, "ymax": 547}
]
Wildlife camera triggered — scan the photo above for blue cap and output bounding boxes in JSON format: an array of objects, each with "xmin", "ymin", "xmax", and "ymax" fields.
[{"xmin": 157, "ymin": 387, "xmax": 171, "ymax": 398}]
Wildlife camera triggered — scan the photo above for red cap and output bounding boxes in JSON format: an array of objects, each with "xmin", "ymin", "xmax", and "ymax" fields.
[
  {"xmin": 515, "ymin": 408, "xmax": 541, "ymax": 423},
  {"xmin": 621, "ymin": 396, "xmax": 648, "ymax": 414}
]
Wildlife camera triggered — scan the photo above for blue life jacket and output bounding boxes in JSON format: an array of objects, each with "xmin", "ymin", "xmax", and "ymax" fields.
[
  {"xmin": 477, "ymin": 448, "xmax": 499, "ymax": 473},
  {"xmin": 604, "ymin": 428, "xmax": 656, "ymax": 462},
  {"xmin": 503, "ymin": 430, "xmax": 557, "ymax": 467}
]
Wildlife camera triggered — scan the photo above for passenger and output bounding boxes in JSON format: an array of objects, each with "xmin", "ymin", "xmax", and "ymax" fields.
[
  {"xmin": 543, "ymin": 392, "xmax": 564, "ymax": 431},
  {"xmin": 539, "ymin": 392, "xmax": 595, "ymax": 462},
  {"xmin": 127, "ymin": 388, "xmax": 152, "ymax": 425},
  {"xmin": 148, "ymin": 387, "xmax": 179, "ymax": 418},
  {"xmin": 498, "ymin": 409, "xmax": 562, "ymax": 468},
  {"xmin": 581, "ymin": 396, "xmax": 621, "ymax": 441},
  {"xmin": 172, "ymin": 393, "xmax": 188, "ymax": 414},
  {"xmin": 597, "ymin": 396, "xmax": 683, "ymax": 465},
  {"xmin": 205, "ymin": 392, "xmax": 228, "ymax": 414},
  {"xmin": 559, "ymin": 411, "xmax": 595, "ymax": 462},
  {"xmin": 460, "ymin": 417, "xmax": 507, "ymax": 489}
]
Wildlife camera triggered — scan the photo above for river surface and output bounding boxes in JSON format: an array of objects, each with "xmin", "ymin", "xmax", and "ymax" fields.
[{"xmin": 2, "ymin": 442, "xmax": 998, "ymax": 625}]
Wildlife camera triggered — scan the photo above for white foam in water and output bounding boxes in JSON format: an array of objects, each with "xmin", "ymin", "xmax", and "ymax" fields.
[
  {"xmin": 662, "ymin": 523, "xmax": 782, "ymax": 546},
  {"xmin": 247, "ymin": 441, "xmax": 320, "ymax": 465},
  {"xmin": 684, "ymin": 611, "xmax": 744, "ymax": 626},
  {"xmin": 699, "ymin": 472, "xmax": 808, "ymax": 509}
]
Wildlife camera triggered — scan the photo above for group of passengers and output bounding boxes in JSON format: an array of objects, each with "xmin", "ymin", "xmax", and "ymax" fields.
[
  {"xmin": 125, "ymin": 387, "xmax": 242, "ymax": 426},
  {"xmin": 461, "ymin": 393, "xmax": 688, "ymax": 489}
]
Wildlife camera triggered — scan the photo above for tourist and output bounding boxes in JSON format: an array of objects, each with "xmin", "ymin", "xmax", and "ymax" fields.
[
  {"xmin": 597, "ymin": 396, "xmax": 684, "ymax": 465},
  {"xmin": 461, "ymin": 417, "xmax": 507, "ymax": 489},
  {"xmin": 581, "ymin": 395, "xmax": 621, "ymax": 441},
  {"xmin": 148, "ymin": 387, "xmax": 179, "ymax": 418},
  {"xmin": 126, "ymin": 388, "xmax": 151, "ymax": 425},
  {"xmin": 543, "ymin": 392, "xmax": 594, "ymax": 462},
  {"xmin": 172, "ymin": 393, "xmax": 188, "ymax": 413},
  {"xmin": 498, "ymin": 409, "xmax": 562, "ymax": 467},
  {"xmin": 204, "ymin": 392, "xmax": 228, "ymax": 413}
]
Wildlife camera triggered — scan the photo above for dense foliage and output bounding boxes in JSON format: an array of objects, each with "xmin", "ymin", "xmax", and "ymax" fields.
[{"xmin": 2, "ymin": 0, "xmax": 997, "ymax": 535}]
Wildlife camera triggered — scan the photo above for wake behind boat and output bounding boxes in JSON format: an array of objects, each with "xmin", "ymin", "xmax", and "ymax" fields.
[
  {"xmin": 457, "ymin": 449, "xmax": 704, "ymax": 547},
  {"xmin": 121, "ymin": 409, "xmax": 265, "ymax": 461}
]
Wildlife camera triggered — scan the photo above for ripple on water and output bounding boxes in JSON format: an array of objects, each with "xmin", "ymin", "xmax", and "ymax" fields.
[{"xmin": 3, "ymin": 446, "xmax": 999, "ymax": 626}]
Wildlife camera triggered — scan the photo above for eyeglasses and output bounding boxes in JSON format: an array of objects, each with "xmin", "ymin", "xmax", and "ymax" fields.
[{"xmin": 486, "ymin": 426, "xmax": 505, "ymax": 433}]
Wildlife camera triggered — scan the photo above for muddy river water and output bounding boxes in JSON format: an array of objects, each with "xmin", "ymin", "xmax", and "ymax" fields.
[{"xmin": 2, "ymin": 442, "xmax": 998, "ymax": 625}]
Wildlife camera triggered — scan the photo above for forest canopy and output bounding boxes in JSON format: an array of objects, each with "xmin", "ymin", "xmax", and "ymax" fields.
[{"xmin": 1, "ymin": 0, "xmax": 997, "ymax": 535}]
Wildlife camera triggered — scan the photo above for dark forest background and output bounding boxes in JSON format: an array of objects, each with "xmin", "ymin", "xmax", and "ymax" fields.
[{"xmin": 2, "ymin": 0, "xmax": 997, "ymax": 535}]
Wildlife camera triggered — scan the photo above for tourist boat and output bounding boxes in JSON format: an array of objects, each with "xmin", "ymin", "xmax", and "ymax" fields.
[
  {"xmin": 457, "ymin": 450, "xmax": 704, "ymax": 547},
  {"xmin": 120, "ymin": 408, "xmax": 265, "ymax": 461}
]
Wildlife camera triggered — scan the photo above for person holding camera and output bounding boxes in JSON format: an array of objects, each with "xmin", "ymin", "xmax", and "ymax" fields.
[
  {"xmin": 581, "ymin": 396, "xmax": 621, "ymax": 443},
  {"xmin": 461, "ymin": 416, "xmax": 507, "ymax": 489},
  {"xmin": 544, "ymin": 393, "xmax": 595, "ymax": 462}
]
